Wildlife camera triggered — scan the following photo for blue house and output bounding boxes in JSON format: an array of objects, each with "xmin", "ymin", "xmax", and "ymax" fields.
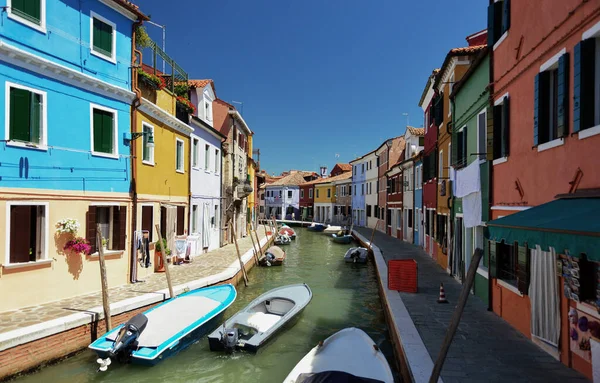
[
  {"xmin": 350, "ymin": 157, "xmax": 367, "ymax": 227},
  {"xmin": 0, "ymin": 0, "xmax": 148, "ymax": 312}
]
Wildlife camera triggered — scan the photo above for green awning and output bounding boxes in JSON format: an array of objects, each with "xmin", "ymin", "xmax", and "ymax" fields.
[{"xmin": 486, "ymin": 197, "xmax": 600, "ymax": 261}]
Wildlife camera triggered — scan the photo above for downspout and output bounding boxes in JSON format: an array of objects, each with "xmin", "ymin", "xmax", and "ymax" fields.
[
  {"xmin": 487, "ymin": 9, "xmax": 495, "ymax": 312},
  {"xmin": 219, "ymin": 137, "xmax": 224, "ymax": 248},
  {"xmin": 130, "ymin": 20, "xmax": 143, "ymax": 283}
]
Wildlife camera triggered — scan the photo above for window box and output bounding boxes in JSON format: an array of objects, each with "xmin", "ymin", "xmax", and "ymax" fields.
[{"xmin": 90, "ymin": 12, "xmax": 116, "ymax": 63}]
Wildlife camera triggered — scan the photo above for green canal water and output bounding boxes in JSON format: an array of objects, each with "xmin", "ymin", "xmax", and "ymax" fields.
[{"xmin": 15, "ymin": 228, "xmax": 395, "ymax": 383}]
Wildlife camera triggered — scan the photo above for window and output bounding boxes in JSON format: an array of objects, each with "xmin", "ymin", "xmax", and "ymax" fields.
[
  {"xmin": 496, "ymin": 241, "xmax": 517, "ymax": 287},
  {"xmin": 288, "ymin": 190, "xmax": 293, "ymax": 198},
  {"xmin": 213, "ymin": 205, "xmax": 219, "ymax": 228},
  {"xmin": 87, "ymin": 205, "xmax": 126, "ymax": 254},
  {"xmin": 488, "ymin": 0, "xmax": 510, "ymax": 47},
  {"xmin": 477, "ymin": 110, "xmax": 486, "ymax": 161},
  {"xmin": 175, "ymin": 139, "xmax": 184, "ymax": 173},
  {"xmin": 259, "ymin": 206, "xmax": 264, "ymax": 213},
  {"xmin": 143, "ymin": 123, "xmax": 155, "ymax": 165},
  {"xmin": 204, "ymin": 144, "xmax": 210, "ymax": 170},
  {"xmin": 7, "ymin": 82, "xmax": 46, "ymax": 147},
  {"xmin": 386, "ymin": 209, "xmax": 391, "ymax": 226},
  {"xmin": 397, "ymin": 209, "xmax": 402, "ymax": 228},
  {"xmin": 369, "ymin": 160, "xmax": 372, "ymax": 169},
  {"xmin": 204, "ymin": 98, "xmax": 213, "ymax": 121},
  {"xmin": 327, "ymin": 188, "xmax": 331, "ymax": 198},
  {"xmin": 90, "ymin": 12, "xmax": 116, "ymax": 62},
  {"xmin": 408, "ymin": 209, "xmax": 413, "ymax": 228},
  {"xmin": 301, "ymin": 189, "xmax": 304, "ymax": 199},
  {"xmin": 176, "ymin": 206, "xmax": 185, "ymax": 235},
  {"xmin": 362, "ymin": 164, "xmax": 365, "ymax": 173},
  {"xmin": 374, "ymin": 207, "xmax": 379, "ymax": 218},
  {"xmin": 316, "ymin": 189, "xmax": 320, "ymax": 198},
  {"xmin": 493, "ymin": 96, "xmax": 509, "ymax": 159},
  {"xmin": 574, "ymin": 36, "xmax": 600, "ymax": 135},
  {"xmin": 141, "ymin": 205, "xmax": 153, "ymax": 241},
  {"xmin": 191, "ymin": 205, "xmax": 198, "ymax": 233},
  {"xmin": 278, "ymin": 190, "xmax": 282, "ymax": 198},
  {"xmin": 91, "ymin": 104, "xmax": 117, "ymax": 157},
  {"xmin": 191, "ymin": 138, "xmax": 199, "ymax": 168},
  {"xmin": 8, "ymin": 0, "xmax": 45, "ymax": 31},
  {"xmin": 361, "ymin": 184, "xmax": 364, "ymax": 195},
  {"xmin": 366, "ymin": 204, "xmax": 372, "ymax": 217},
  {"xmin": 214, "ymin": 149, "xmax": 219, "ymax": 173},
  {"xmin": 8, "ymin": 203, "xmax": 47, "ymax": 264},
  {"xmin": 349, "ymin": 185, "xmax": 352, "ymax": 195},
  {"xmin": 535, "ymin": 53, "xmax": 567, "ymax": 146},
  {"xmin": 353, "ymin": 166, "xmax": 356, "ymax": 175},
  {"xmin": 309, "ymin": 188, "xmax": 313, "ymax": 198},
  {"xmin": 435, "ymin": 214, "xmax": 447, "ymax": 245},
  {"xmin": 438, "ymin": 150, "xmax": 443, "ymax": 181},
  {"xmin": 455, "ymin": 126, "xmax": 467, "ymax": 167}
]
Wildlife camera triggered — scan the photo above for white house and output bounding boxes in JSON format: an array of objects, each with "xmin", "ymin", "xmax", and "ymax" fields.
[
  {"xmin": 264, "ymin": 172, "xmax": 305, "ymax": 220},
  {"xmin": 364, "ymin": 150, "xmax": 379, "ymax": 229}
]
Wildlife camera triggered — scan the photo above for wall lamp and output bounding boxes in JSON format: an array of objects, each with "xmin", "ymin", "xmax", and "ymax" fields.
[{"xmin": 125, "ymin": 132, "xmax": 154, "ymax": 148}]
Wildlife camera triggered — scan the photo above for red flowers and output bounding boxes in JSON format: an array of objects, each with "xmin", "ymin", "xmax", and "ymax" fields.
[
  {"xmin": 177, "ymin": 96, "xmax": 196, "ymax": 114},
  {"xmin": 64, "ymin": 237, "xmax": 92, "ymax": 255}
]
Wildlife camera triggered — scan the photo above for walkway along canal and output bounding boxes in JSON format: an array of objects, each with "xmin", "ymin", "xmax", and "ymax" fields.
[{"xmin": 9, "ymin": 228, "xmax": 396, "ymax": 382}]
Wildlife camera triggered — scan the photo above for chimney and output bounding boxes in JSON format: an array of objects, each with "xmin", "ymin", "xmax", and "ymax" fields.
[{"xmin": 320, "ymin": 166, "xmax": 328, "ymax": 178}]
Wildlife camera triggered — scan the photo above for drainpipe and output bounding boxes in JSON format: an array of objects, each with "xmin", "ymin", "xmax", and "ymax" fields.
[
  {"xmin": 129, "ymin": 20, "xmax": 143, "ymax": 283},
  {"xmin": 487, "ymin": 6, "xmax": 494, "ymax": 311},
  {"xmin": 219, "ymin": 137, "xmax": 224, "ymax": 248}
]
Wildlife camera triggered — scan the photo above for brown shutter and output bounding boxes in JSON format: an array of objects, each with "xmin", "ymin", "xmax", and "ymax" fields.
[
  {"xmin": 160, "ymin": 206, "xmax": 167, "ymax": 239},
  {"xmin": 86, "ymin": 206, "xmax": 97, "ymax": 254},
  {"xmin": 176, "ymin": 206, "xmax": 185, "ymax": 235},
  {"xmin": 141, "ymin": 206, "xmax": 153, "ymax": 241},
  {"xmin": 112, "ymin": 206, "xmax": 127, "ymax": 250}
]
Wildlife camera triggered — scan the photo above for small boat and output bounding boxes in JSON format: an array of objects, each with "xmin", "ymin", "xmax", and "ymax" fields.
[
  {"xmin": 323, "ymin": 225, "xmax": 343, "ymax": 234},
  {"xmin": 90, "ymin": 284, "xmax": 236, "ymax": 369},
  {"xmin": 207, "ymin": 284, "xmax": 313, "ymax": 353},
  {"xmin": 259, "ymin": 245, "xmax": 286, "ymax": 266},
  {"xmin": 307, "ymin": 223, "xmax": 326, "ymax": 232},
  {"xmin": 279, "ymin": 226, "xmax": 297, "ymax": 239},
  {"xmin": 274, "ymin": 233, "xmax": 292, "ymax": 246},
  {"xmin": 331, "ymin": 232, "xmax": 353, "ymax": 244},
  {"xmin": 344, "ymin": 247, "xmax": 368, "ymax": 263},
  {"xmin": 283, "ymin": 327, "xmax": 394, "ymax": 383}
]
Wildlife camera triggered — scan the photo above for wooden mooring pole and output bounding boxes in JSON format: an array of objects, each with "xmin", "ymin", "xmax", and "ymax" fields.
[
  {"xmin": 155, "ymin": 224, "xmax": 174, "ymax": 299},
  {"xmin": 230, "ymin": 219, "xmax": 249, "ymax": 286},
  {"xmin": 368, "ymin": 219, "xmax": 380, "ymax": 252},
  {"xmin": 96, "ymin": 225, "xmax": 112, "ymax": 331},
  {"xmin": 249, "ymin": 226, "xmax": 260, "ymax": 264},
  {"xmin": 429, "ymin": 248, "xmax": 484, "ymax": 383}
]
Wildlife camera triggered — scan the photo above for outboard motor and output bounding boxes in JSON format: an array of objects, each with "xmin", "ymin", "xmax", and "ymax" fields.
[
  {"xmin": 220, "ymin": 328, "xmax": 239, "ymax": 353},
  {"xmin": 350, "ymin": 249, "xmax": 361, "ymax": 263},
  {"xmin": 97, "ymin": 313, "xmax": 148, "ymax": 371},
  {"xmin": 265, "ymin": 252, "xmax": 276, "ymax": 267}
]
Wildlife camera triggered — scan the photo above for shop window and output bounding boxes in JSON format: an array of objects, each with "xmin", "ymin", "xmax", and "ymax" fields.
[
  {"xmin": 8, "ymin": 204, "xmax": 47, "ymax": 263},
  {"xmin": 87, "ymin": 205, "xmax": 126, "ymax": 254}
]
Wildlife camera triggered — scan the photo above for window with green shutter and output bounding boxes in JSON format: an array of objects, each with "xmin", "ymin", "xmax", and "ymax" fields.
[
  {"xmin": 11, "ymin": 0, "xmax": 42, "ymax": 26},
  {"xmin": 92, "ymin": 108, "xmax": 115, "ymax": 154},
  {"xmin": 573, "ymin": 38, "xmax": 599, "ymax": 133},
  {"xmin": 176, "ymin": 140, "xmax": 184, "ymax": 172},
  {"xmin": 92, "ymin": 16, "xmax": 114, "ymax": 59},
  {"xmin": 534, "ymin": 53, "xmax": 569, "ymax": 146},
  {"xmin": 9, "ymin": 86, "xmax": 43, "ymax": 145}
]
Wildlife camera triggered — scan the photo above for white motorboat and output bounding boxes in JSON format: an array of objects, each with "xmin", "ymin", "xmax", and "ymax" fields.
[
  {"xmin": 344, "ymin": 247, "xmax": 369, "ymax": 263},
  {"xmin": 322, "ymin": 225, "xmax": 343, "ymax": 234},
  {"xmin": 283, "ymin": 327, "xmax": 394, "ymax": 383},
  {"xmin": 207, "ymin": 284, "xmax": 312, "ymax": 352}
]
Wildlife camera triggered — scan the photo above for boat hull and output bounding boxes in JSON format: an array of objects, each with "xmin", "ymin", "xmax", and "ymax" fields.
[
  {"xmin": 344, "ymin": 247, "xmax": 368, "ymax": 264},
  {"xmin": 331, "ymin": 234, "xmax": 353, "ymax": 244},
  {"xmin": 307, "ymin": 224, "xmax": 325, "ymax": 232}
]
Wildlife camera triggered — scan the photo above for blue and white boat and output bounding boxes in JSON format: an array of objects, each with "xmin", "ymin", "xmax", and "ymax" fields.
[
  {"xmin": 89, "ymin": 284, "xmax": 236, "ymax": 369},
  {"xmin": 307, "ymin": 223, "xmax": 326, "ymax": 232}
]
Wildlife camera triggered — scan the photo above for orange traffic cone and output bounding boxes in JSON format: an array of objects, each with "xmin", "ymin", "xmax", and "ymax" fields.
[{"xmin": 437, "ymin": 283, "xmax": 448, "ymax": 304}]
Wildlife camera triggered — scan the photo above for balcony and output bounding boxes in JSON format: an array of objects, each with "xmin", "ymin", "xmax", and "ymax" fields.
[{"xmin": 234, "ymin": 180, "xmax": 253, "ymax": 201}]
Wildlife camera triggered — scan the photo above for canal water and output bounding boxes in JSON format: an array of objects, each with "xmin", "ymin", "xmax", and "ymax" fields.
[{"xmin": 15, "ymin": 228, "xmax": 395, "ymax": 383}]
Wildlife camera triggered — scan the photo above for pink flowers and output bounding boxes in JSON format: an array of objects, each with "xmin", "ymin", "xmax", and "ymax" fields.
[{"xmin": 64, "ymin": 237, "xmax": 92, "ymax": 255}]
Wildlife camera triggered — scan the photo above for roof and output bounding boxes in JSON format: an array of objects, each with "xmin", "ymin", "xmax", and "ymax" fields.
[
  {"xmin": 110, "ymin": 0, "xmax": 149, "ymax": 20},
  {"xmin": 333, "ymin": 163, "xmax": 352, "ymax": 172},
  {"xmin": 406, "ymin": 126, "xmax": 425, "ymax": 137},
  {"xmin": 302, "ymin": 172, "xmax": 352, "ymax": 187},
  {"xmin": 329, "ymin": 172, "xmax": 353, "ymax": 184},
  {"xmin": 418, "ymin": 68, "xmax": 440, "ymax": 107},
  {"xmin": 268, "ymin": 172, "xmax": 307, "ymax": 186},
  {"xmin": 433, "ymin": 45, "xmax": 487, "ymax": 89},
  {"xmin": 188, "ymin": 79, "xmax": 216, "ymax": 94},
  {"xmin": 487, "ymin": 197, "xmax": 600, "ymax": 261},
  {"xmin": 374, "ymin": 136, "xmax": 405, "ymax": 154},
  {"xmin": 349, "ymin": 149, "xmax": 377, "ymax": 164},
  {"xmin": 450, "ymin": 48, "xmax": 489, "ymax": 98}
]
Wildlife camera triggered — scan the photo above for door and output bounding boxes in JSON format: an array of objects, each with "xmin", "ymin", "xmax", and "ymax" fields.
[{"xmin": 429, "ymin": 210, "xmax": 434, "ymax": 257}]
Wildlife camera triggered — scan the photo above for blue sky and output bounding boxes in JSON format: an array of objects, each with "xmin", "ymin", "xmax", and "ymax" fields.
[{"xmin": 140, "ymin": 0, "xmax": 487, "ymax": 175}]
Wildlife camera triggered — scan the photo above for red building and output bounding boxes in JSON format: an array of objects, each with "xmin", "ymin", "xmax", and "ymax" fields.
[
  {"xmin": 385, "ymin": 162, "xmax": 403, "ymax": 238},
  {"xmin": 330, "ymin": 163, "xmax": 351, "ymax": 177},
  {"xmin": 376, "ymin": 137, "xmax": 405, "ymax": 232},
  {"xmin": 486, "ymin": 1, "xmax": 600, "ymax": 378},
  {"xmin": 299, "ymin": 179, "xmax": 318, "ymax": 220},
  {"xmin": 419, "ymin": 69, "xmax": 440, "ymax": 260}
]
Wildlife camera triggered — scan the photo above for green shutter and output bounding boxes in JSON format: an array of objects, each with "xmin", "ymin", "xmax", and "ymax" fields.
[
  {"xmin": 517, "ymin": 242, "xmax": 529, "ymax": 295},
  {"xmin": 557, "ymin": 53, "xmax": 569, "ymax": 138},
  {"xmin": 573, "ymin": 42, "xmax": 582, "ymax": 133},
  {"xmin": 534, "ymin": 73, "xmax": 540, "ymax": 146},
  {"xmin": 30, "ymin": 93, "xmax": 42, "ymax": 144},
  {"xmin": 489, "ymin": 240, "xmax": 497, "ymax": 278},
  {"xmin": 451, "ymin": 130, "xmax": 457, "ymax": 166},
  {"xmin": 502, "ymin": 0, "xmax": 510, "ymax": 34},
  {"xmin": 12, "ymin": 0, "xmax": 41, "ymax": 25},
  {"xmin": 487, "ymin": 3, "xmax": 496, "ymax": 47},
  {"xmin": 486, "ymin": 105, "xmax": 494, "ymax": 161},
  {"xmin": 9, "ymin": 87, "xmax": 32, "ymax": 142},
  {"xmin": 93, "ymin": 109, "xmax": 114, "ymax": 154},
  {"xmin": 501, "ymin": 97, "xmax": 509, "ymax": 157},
  {"xmin": 93, "ymin": 18, "xmax": 113, "ymax": 57}
]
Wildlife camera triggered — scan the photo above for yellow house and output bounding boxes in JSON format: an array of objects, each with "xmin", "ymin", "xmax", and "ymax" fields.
[
  {"xmin": 247, "ymin": 134, "xmax": 255, "ymax": 229},
  {"xmin": 314, "ymin": 181, "xmax": 335, "ymax": 223},
  {"xmin": 132, "ymin": 55, "xmax": 192, "ymax": 279}
]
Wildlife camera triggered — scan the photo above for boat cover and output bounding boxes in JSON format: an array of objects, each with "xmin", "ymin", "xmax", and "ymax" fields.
[
  {"xmin": 236, "ymin": 312, "xmax": 281, "ymax": 332},
  {"xmin": 107, "ymin": 295, "xmax": 220, "ymax": 348},
  {"xmin": 297, "ymin": 371, "xmax": 384, "ymax": 383}
]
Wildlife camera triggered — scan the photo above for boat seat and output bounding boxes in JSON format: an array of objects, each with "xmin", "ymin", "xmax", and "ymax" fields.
[{"xmin": 236, "ymin": 312, "xmax": 281, "ymax": 333}]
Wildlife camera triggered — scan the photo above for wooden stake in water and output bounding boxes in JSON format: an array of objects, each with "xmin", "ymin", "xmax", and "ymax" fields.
[
  {"xmin": 96, "ymin": 224, "xmax": 112, "ymax": 332},
  {"xmin": 368, "ymin": 219, "xmax": 380, "ymax": 252},
  {"xmin": 230, "ymin": 219, "xmax": 249, "ymax": 286},
  {"xmin": 155, "ymin": 224, "xmax": 174, "ymax": 299},
  {"xmin": 249, "ymin": 226, "xmax": 260, "ymax": 264}
]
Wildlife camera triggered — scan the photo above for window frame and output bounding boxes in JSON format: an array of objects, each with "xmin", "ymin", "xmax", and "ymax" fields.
[
  {"xmin": 214, "ymin": 148, "xmax": 220, "ymax": 173},
  {"xmin": 5, "ymin": 201, "xmax": 49, "ymax": 266},
  {"xmin": 476, "ymin": 109, "xmax": 487, "ymax": 163},
  {"xmin": 7, "ymin": 0, "xmax": 46, "ymax": 34},
  {"xmin": 309, "ymin": 188, "xmax": 313, "ymax": 199},
  {"xmin": 90, "ymin": 103, "xmax": 118, "ymax": 159},
  {"xmin": 90, "ymin": 11, "xmax": 117, "ymax": 64},
  {"xmin": 191, "ymin": 136, "xmax": 199, "ymax": 169},
  {"xmin": 175, "ymin": 138, "xmax": 185, "ymax": 173},
  {"xmin": 5, "ymin": 81, "xmax": 48, "ymax": 150},
  {"xmin": 438, "ymin": 150, "xmax": 444, "ymax": 184},
  {"xmin": 142, "ymin": 122, "xmax": 155, "ymax": 166},
  {"xmin": 578, "ymin": 25, "xmax": 600, "ymax": 140}
]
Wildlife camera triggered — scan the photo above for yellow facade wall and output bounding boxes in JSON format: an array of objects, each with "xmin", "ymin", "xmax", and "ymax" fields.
[
  {"xmin": 247, "ymin": 135, "xmax": 255, "ymax": 210},
  {"xmin": 0, "ymin": 192, "xmax": 131, "ymax": 312},
  {"xmin": 315, "ymin": 183, "xmax": 335, "ymax": 203}
]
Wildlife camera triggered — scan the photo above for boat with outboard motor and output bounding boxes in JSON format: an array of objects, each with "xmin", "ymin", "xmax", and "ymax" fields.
[
  {"xmin": 307, "ymin": 222, "xmax": 326, "ymax": 232},
  {"xmin": 207, "ymin": 284, "xmax": 312, "ymax": 353},
  {"xmin": 344, "ymin": 247, "xmax": 368, "ymax": 263},
  {"xmin": 331, "ymin": 231, "xmax": 353, "ymax": 244},
  {"xmin": 322, "ymin": 225, "xmax": 343, "ymax": 235},
  {"xmin": 279, "ymin": 225, "xmax": 297, "ymax": 239},
  {"xmin": 89, "ymin": 284, "xmax": 236, "ymax": 369},
  {"xmin": 259, "ymin": 245, "xmax": 286, "ymax": 266},
  {"xmin": 283, "ymin": 327, "xmax": 394, "ymax": 383},
  {"xmin": 274, "ymin": 233, "xmax": 292, "ymax": 245}
]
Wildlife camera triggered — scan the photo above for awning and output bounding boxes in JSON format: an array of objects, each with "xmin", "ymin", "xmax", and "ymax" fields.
[{"xmin": 486, "ymin": 198, "xmax": 600, "ymax": 261}]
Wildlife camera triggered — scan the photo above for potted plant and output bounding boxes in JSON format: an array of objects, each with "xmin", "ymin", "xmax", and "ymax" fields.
[
  {"xmin": 137, "ymin": 68, "xmax": 166, "ymax": 90},
  {"xmin": 56, "ymin": 218, "xmax": 80, "ymax": 236},
  {"xmin": 64, "ymin": 237, "xmax": 92, "ymax": 255},
  {"xmin": 154, "ymin": 238, "xmax": 171, "ymax": 272},
  {"xmin": 176, "ymin": 96, "xmax": 196, "ymax": 114},
  {"xmin": 101, "ymin": 238, "xmax": 108, "ymax": 252}
]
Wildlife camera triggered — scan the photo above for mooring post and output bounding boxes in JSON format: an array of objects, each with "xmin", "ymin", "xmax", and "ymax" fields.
[
  {"xmin": 230, "ymin": 219, "xmax": 249, "ymax": 286},
  {"xmin": 96, "ymin": 224, "xmax": 112, "ymax": 332},
  {"xmin": 249, "ymin": 226, "xmax": 260, "ymax": 264},
  {"xmin": 368, "ymin": 219, "xmax": 380, "ymax": 252},
  {"xmin": 429, "ymin": 248, "xmax": 484, "ymax": 383},
  {"xmin": 155, "ymin": 224, "xmax": 174, "ymax": 299}
]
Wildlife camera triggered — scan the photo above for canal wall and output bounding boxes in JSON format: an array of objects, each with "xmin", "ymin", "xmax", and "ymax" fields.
[
  {"xmin": 0, "ymin": 234, "xmax": 274, "ymax": 381},
  {"xmin": 352, "ymin": 230, "xmax": 441, "ymax": 383}
]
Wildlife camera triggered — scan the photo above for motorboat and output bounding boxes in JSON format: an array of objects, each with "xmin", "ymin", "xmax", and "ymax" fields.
[
  {"xmin": 274, "ymin": 233, "xmax": 292, "ymax": 246},
  {"xmin": 89, "ymin": 284, "xmax": 236, "ymax": 369},
  {"xmin": 283, "ymin": 327, "xmax": 394, "ymax": 383},
  {"xmin": 344, "ymin": 247, "xmax": 368, "ymax": 264},
  {"xmin": 279, "ymin": 226, "xmax": 297, "ymax": 240},
  {"xmin": 331, "ymin": 232, "xmax": 353, "ymax": 244},
  {"xmin": 307, "ymin": 223, "xmax": 326, "ymax": 232},
  {"xmin": 207, "ymin": 284, "xmax": 312, "ymax": 353},
  {"xmin": 259, "ymin": 245, "xmax": 286, "ymax": 266},
  {"xmin": 322, "ymin": 225, "xmax": 343, "ymax": 235}
]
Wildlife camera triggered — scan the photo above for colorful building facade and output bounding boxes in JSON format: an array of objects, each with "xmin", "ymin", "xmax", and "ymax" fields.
[
  {"xmin": 350, "ymin": 156, "xmax": 367, "ymax": 227},
  {"xmin": 375, "ymin": 137, "xmax": 405, "ymax": 232}
]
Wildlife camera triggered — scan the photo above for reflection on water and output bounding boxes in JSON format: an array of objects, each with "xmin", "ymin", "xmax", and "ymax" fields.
[{"xmin": 14, "ymin": 228, "xmax": 394, "ymax": 383}]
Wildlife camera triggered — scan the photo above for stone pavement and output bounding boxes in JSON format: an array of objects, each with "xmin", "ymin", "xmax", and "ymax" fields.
[
  {"xmin": 0, "ymin": 228, "xmax": 268, "ymax": 335},
  {"xmin": 355, "ymin": 227, "xmax": 589, "ymax": 383}
]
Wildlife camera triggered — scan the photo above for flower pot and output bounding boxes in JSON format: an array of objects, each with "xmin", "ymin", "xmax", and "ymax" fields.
[{"xmin": 154, "ymin": 251, "xmax": 166, "ymax": 273}]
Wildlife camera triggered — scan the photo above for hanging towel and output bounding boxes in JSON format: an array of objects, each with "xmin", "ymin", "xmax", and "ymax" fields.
[
  {"xmin": 530, "ymin": 246, "xmax": 560, "ymax": 346},
  {"xmin": 462, "ymin": 191, "xmax": 482, "ymax": 228},
  {"xmin": 454, "ymin": 160, "xmax": 480, "ymax": 198}
]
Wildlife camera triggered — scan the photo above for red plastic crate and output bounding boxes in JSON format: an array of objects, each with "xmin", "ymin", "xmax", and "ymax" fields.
[{"xmin": 388, "ymin": 259, "xmax": 418, "ymax": 293}]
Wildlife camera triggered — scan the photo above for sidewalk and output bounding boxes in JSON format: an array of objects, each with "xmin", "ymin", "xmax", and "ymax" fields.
[
  {"xmin": 355, "ymin": 227, "xmax": 588, "ymax": 383},
  {"xmin": 0, "ymin": 227, "xmax": 269, "ymax": 337}
]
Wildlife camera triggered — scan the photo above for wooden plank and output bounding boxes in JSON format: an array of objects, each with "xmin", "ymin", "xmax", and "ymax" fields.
[
  {"xmin": 96, "ymin": 224, "xmax": 112, "ymax": 331},
  {"xmin": 155, "ymin": 224, "xmax": 174, "ymax": 299},
  {"xmin": 230, "ymin": 219, "xmax": 249, "ymax": 286}
]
